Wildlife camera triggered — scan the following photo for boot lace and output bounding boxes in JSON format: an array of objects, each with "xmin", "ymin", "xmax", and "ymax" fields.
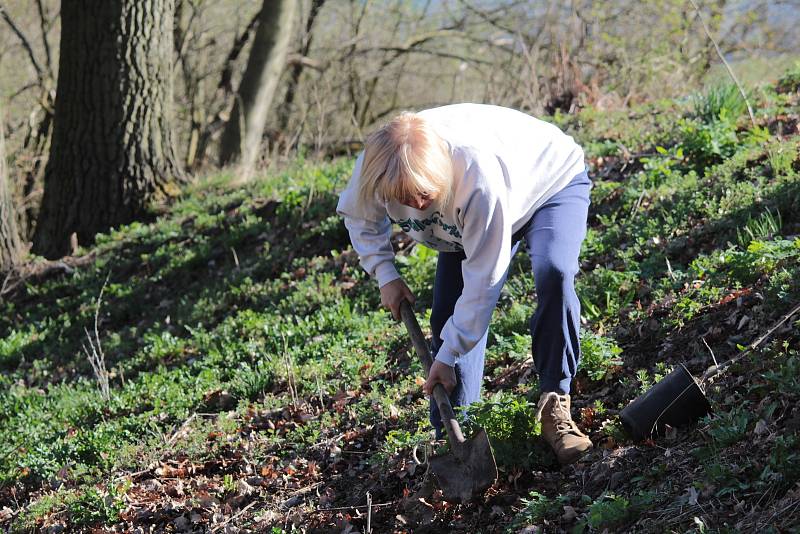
[{"xmin": 536, "ymin": 392, "xmax": 583, "ymax": 437}]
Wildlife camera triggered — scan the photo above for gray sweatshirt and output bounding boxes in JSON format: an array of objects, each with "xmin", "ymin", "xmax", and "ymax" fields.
[{"xmin": 336, "ymin": 103, "xmax": 585, "ymax": 366}]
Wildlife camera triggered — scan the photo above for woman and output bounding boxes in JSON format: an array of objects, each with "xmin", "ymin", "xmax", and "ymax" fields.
[{"xmin": 336, "ymin": 103, "xmax": 593, "ymax": 464}]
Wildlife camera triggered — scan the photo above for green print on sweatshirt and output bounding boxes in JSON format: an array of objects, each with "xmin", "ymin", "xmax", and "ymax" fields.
[{"xmin": 389, "ymin": 211, "xmax": 462, "ymax": 239}]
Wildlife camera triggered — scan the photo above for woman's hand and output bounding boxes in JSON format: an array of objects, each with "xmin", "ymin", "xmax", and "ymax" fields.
[
  {"xmin": 380, "ymin": 278, "xmax": 416, "ymax": 320},
  {"xmin": 423, "ymin": 360, "xmax": 457, "ymax": 396}
]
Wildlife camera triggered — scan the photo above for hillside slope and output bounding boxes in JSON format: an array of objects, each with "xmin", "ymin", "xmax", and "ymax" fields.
[{"xmin": 1, "ymin": 74, "xmax": 799, "ymax": 532}]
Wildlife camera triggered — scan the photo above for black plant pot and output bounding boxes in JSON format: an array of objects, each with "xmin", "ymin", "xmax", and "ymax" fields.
[{"xmin": 620, "ymin": 364, "xmax": 712, "ymax": 441}]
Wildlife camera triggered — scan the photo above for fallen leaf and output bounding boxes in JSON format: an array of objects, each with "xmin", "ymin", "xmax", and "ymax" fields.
[
  {"xmin": 196, "ymin": 491, "xmax": 220, "ymax": 509},
  {"xmin": 754, "ymin": 419, "xmax": 769, "ymax": 435},
  {"xmin": 254, "ymin": 510, "xmax": 280, "ymax": 523},
  {"xmin": 141, "ymin": 478, "xmax": 163, "ymax": 491},
  {"xmin": 260, "ymin": 465, "xmax": 277, "ymax": 478},
  {"xmin": 580, "ymin": 406, "xmax": 595, "ymax": 427},
  {"xmin": 417, "ymin": 497, "xmax": 434, "ymax": 509},
  {"xmin": 307, "ymin": 461, "xmax": 319, "ymax": 477},
  {"xmin": 155, "ymin": 465, "xmax": 187, "ymax": 478},
  {"xmin": 236, "ymin": 479, "xmax": 255, "ymax": 496},
  {"xmin": 737, "ymin": 314, "xmax": 750, "ymax": 330},
  {"xmin": 173, "ymin": 515, "xmax": 190, "ymax": 530},
  {"xmin": 562, "ymin": 505, "xmax": 578, "ymax": 521},
  {"xmin": 342, "ymin": 430, "xmax": 360, "ymax": 442},
  {"xmin": 319, "ymin": 487, "xmax": 336, "ymax": 507},
  {"xmin": 599, "ymin": 436, "xmax": 617, "ymax": 449},
  {"xmin": 333, "ymin": 390, "xmax": 357, "ymax": 411},
  {"xmin": 203, "ymin": 390, "xmax": 236, "ymax": 411},
  {"xmin": 406, "ymin": 462, "xmax": 416, "ymax": 477}
]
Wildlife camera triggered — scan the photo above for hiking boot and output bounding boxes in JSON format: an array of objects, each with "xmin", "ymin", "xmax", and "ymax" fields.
[{"xmin": 536, "ymin": 392, "xmax": 593, "ymax": 465}]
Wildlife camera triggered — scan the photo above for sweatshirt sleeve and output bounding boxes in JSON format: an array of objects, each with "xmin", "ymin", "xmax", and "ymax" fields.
[
  {"xmin": 336, "ymin": 153, "xmax": 401, "ymax": 288},
  {"xmin": 435, "ymin": 158, "xmax": 513, "ymax": 366}
]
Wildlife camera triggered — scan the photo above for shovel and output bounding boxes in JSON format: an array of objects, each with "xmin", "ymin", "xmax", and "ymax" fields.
[{"xmin": 399, "ymin": 300, "xmax": 497, "ymax": 503}]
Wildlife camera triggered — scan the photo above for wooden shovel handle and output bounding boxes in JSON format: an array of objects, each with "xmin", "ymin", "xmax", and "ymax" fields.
[{"xmin": 399, "ymin": 300, "xmax": 465, "ymax": 445}]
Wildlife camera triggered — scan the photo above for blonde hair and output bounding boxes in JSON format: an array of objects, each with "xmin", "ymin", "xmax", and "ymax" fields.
[{"xmin": 358, "ymin": 112, "xmax": 453, "ymax": 207}]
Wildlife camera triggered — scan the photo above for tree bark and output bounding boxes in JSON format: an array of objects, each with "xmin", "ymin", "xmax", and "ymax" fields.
[
  {"xmin": 218, "ymin": 0, "xmax": 297, "ymax": 173},
  {"xmin": 191, "ymin": 10, "xmax": 261, "ymax": 171},
  {"xmin": 0, "ymin": 112, "xmax": 23, "ymax": 271},
  {"xmin": 32, "ymin": 0, "xmax": 183, "ymax": 259},
  {"xmin": 277, "ymin": 0, "xmax": 326, "ymax": 133}
]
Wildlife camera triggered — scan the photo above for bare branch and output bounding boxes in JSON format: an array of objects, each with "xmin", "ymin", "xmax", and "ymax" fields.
[
  {"xmin": 357, "ymin": 46, "xmax": 491, "ymax": 66},
  {"xmin": 217, "ymin": 10, "xmax": 261, "ymax": 95},
  {"xmin": 33, "ymin": 0, "xmax": 53, "ymax": 77},
  {"xmin": 286, "ymin": 53, "xmax": 326, "ymax": 71},
  {"xmin": 457, "ymin": 0, "xmax": 530, "ymax": 36},
  {"xmin": 8, "ymin": 82, "xmax": 38, "ymax": 102},
  {"xmin": 0, "ymin": 3, "xmax": 45, "ymax": 83}
]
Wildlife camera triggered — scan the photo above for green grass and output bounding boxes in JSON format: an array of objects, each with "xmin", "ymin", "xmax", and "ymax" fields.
[{"xmin": 2, "ymin": 68, "xmax": 800, "ymax": 532}]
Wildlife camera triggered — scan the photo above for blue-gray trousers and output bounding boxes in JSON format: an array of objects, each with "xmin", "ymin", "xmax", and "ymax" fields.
[{"xmin": 429, "ymin": 170, "xmax": 591, "ymax": 433}]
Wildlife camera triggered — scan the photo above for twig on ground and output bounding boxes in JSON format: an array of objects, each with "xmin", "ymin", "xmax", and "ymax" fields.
[
  {"xmin": 287, "ymin": 482, "xmax": 323, "ymax": 497},
  {"xmin": 747, "ymin": 302, "xmax": 800, "ymax": 351},
  {"xmin": 307, "ymin": 432, "xmax": 346, "ymax": 451},
  {"xmin": 701, "ymin": 336, "xmax": 718, "ymax": 367},
  {"xmin": 0, "ymin": 254, "xmax": 96, "ymax": 297},
  {"xmin": 157, "ymin": 412, "xmax": 219, "ymax": 460},
  {"xmin": 316, "ymin": 370, "xmax": 324, "ymax": 410},
  {"xmin": 366, "ymin": 491, "xmax": 373, "ymax": 534},
  {"xmin": 112, "ymin": 469, "xmax": 151, "ymax": 482},
  {"xmin": 761, "ymin": 496, "xmax": 800, "ymax": 529},
  {"xmin": 665, "ymin": 257, "xmax": 675, "ymax": 281},
  {"xmin": 281, "ymin": 482, "xmax": 324, "ymax": 510},
  {"xmin": 282, "ymin": 333, "xmax": 298, "ymax": 408},
  {"xmin": 628, "ymin": 188, "xmax": 647, "ymax": 222},
  {"xmin": 211, "ymin": 499, "xmax": 258, "ymax": 532},
  {"xmin": 702, "ymin": 301, "xmax": 800, "ymax": 382},
  {"xmin": 310, "ymin": 501, "xmax": 398, "ymax": 513},
  {"xmin": 166, "ymin": 413, "xmax": 198, "ymax": 447}
]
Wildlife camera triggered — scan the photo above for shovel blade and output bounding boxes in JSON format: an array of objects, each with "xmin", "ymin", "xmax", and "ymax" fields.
[{"xmin": 428, "ymin": 428, "xmax": 497, "ymax": 503}]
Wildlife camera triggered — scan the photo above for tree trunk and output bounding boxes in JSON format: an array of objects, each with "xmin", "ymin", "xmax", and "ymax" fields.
[
  {"xmin": 277, "ymin": 0, "xmax": 326, "ymax": 133},
  {"xmin": 32, "ymin": 0, "xmax": 182, "ymax": 259},
  {"xmin": 218, "ymin": 0, "xmax": 297, "ymax": 173},
  {"xmin": 0, "ymin": 112, "xmax": 23, "ymax": 271}
]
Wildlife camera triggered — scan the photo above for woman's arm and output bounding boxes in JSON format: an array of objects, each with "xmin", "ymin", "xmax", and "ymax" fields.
[
  {"xmin": 435, "ymin": 157, "xmax": 513, "ymax": 366},
  {"xmin": 336, "ymin": 153, "xmax": 401, "ymax": 288},
  {"xmin": 340, "ymin": 214, "xmax": 401, "ymax": 287}
]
